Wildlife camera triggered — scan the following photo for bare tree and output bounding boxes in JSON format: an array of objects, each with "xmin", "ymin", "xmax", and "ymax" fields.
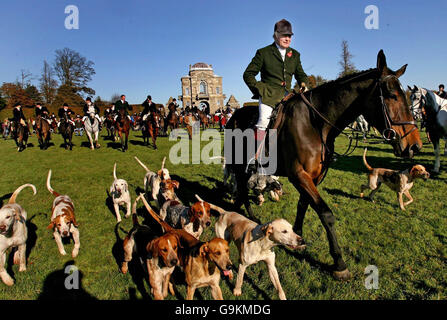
[
  {"xmin": 40, "ymin": 60, "xmax": 58, "ymax": 104},
  {"xmin": 111, "ymin": 93, "xmax": 121, "ymax": 103},
  {"xmin": 17, "ymin": 69, "xmax": 33, "ymax": 89},
  {"xmin": 338, "ymin": 40, "xmax": 358, "ymax": 78},
  {"xmin": 53, "ymin": 48, "xmax": 96, "ymax": 96}
]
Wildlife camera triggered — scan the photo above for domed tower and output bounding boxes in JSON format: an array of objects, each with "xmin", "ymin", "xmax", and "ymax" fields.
[{"xmin": 179, "ymin": 63, "xmax": 226, "ymax": 113}]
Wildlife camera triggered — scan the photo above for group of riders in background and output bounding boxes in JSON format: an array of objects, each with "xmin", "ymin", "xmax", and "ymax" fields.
[
  {"xmin": 1, "ymin": 93, "xmax": 235, "ymax": 151},
  {"xmin": 2, "ymin": 83, "xmax": 445, "ymax": 152}
]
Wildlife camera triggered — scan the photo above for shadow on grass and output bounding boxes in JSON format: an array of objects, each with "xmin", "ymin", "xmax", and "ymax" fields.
[
  {"xmin": 59, "ymin": 143, "xmax": 75, "ymax": 150},
  {"xmin": 37, "ymin": 261, "xmax": 97, "ymax": 300},
  {"xmin": 323, "ymin": 188, "xmax": 362, "ymax": 200},
  {"xmin": 172, "ymin": 174, "xmax": 236, "ymax": 212},
  {"xmin": 107, "ymin": 141, "xmax": 124, "ymax": 150},
  {"xmin": 129, "ymin": 139, "xmax": 146, "ymax": 147},
  {"xmin": 0, "ymin": 192, "xmax": 13, "ymax": 207},
  {"xmin": 111, "ymin": 223, "xmax": 152, "ymax": 300}
]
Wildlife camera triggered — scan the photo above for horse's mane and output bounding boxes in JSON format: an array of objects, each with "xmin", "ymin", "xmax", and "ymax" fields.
[{"xmin": 309, "ymin": 68, "xmax": 378, "ymax": 91}]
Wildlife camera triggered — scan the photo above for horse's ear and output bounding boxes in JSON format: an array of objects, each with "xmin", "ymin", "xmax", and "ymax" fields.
[
  {"xmin": 377, "ymin": 49, "xmax": 388, "ymax": 74},
  {"xmin": 414, "ymin": 85, "xmax": 419, "ymax": 91},
  {"xmin": 395, "ymin": 64, "xmax": 407, "ymax": 78},
  {"xmin": 407, "ymin": 85, "xmax": 412, "ymax": 91}
]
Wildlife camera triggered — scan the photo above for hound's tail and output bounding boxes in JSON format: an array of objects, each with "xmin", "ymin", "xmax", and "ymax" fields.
[
  {"xmin": 204, "ymin": 200, "xmax": 228, "ymax": 216},
  {"xmin": 161, "ymin": 156, "xmax": 166, "ymax": 170},
  {"xmin": 135, "ymin": 193, "xmax": 173, "ymax": 232},
  {"xmin": 113, "ymin": 162, "xmax": 118, "ymax": 180},
  {"xmin": 209, "ymin": 156, "xmax": 226, "ymax": 168},
  {"xmin": 8, "ymin": 184, "xmax": 37, "ymax": 204},
  {"xmin": 134, "ymin": 156, "xmax": 150, "ymax": 173},
  {"xmin": 363, "ymin": 148, "xmax": 374, "ymax": 172},
  {"xmin": 131, "ymin": 196, "xmax": 140, "ymax": 227},
  {"xmin": 46, "ymin": 169, "xmax": 60, "ymax": 197}
]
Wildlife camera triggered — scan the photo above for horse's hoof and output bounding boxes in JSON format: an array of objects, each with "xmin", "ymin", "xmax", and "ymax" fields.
[{"xmin": 333, "ymin": 268, "xmax": 352, "ymax": 281}]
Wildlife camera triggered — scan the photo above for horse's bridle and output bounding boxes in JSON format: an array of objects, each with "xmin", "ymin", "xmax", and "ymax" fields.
[{"xmin": 377, "ymin": 75, "xmax": 418, "ymax": 142}]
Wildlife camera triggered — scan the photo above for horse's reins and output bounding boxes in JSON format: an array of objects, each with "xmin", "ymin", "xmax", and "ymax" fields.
[{"xmin": 377, "ymin": 75, "xmax": 418, "ymax": 142}]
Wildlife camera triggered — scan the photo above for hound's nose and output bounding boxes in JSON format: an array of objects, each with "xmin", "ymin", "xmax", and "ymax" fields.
[
  {"xmin": 170, "ymin": 259, "xmax": 178, "ymax": 266},
  {"xmin": 226, "ymin": 264, "xmax": 233, "ymax": 270},
  {"xmin": 0, "ymin": 225, "xmax": 6, "ymax": 232},
  {"xmin": 206, "ymin": 221, "xmax": 211, "ymax": 227},
  {"xmin": 63, "ymin": 231, "xmax": 69, "ymax": 236}
]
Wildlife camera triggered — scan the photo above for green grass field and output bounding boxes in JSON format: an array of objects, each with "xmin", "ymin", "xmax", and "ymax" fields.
[{"xmin": 0, "ymin": 127, "xmax": 446, "ymax": 300}]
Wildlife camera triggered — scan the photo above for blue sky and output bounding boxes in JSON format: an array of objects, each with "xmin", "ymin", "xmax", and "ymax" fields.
[{"xmin": 0, "ymin": 0, "xmax": 445, "ymax": 105}]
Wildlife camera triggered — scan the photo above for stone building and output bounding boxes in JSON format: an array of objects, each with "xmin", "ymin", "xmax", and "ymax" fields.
[
  {"xmin": 178, "ymin": 63, "xmax": 226, "ymax": 113},
  {"xmin": 225, "ymin": 95, "xmax": 240, "ymax": 110}
]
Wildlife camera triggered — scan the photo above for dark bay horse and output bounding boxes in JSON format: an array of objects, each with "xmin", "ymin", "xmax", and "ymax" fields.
[
  {"xmin": 105, "ymin": 114, "xmax": 116, "ymax": 141},
  {"xmin": 36, "ymin": 116, "xmax": 51, "ymax": 150},
  {"xmin": 196, "ymin": 110, "xmax": 209, "ymax": 130},
  {"xmin": 11, "ymin": 122, "xmax": 29, "ymax": 152},
  {"xmin": 225, "ymin": 50, "xmax": 422, "ymax": 281},
  {"xmin": 143, "ymin": 112, "xmax": 160, "ymax": 149},
  {"xmin": 115, "ymin": 110, "xmax": 130, "ymax": 152},
  {"xmin": 165, "ymin": 103, "xmax": 179, "ymax": 135},
  {"xmin": 58, "ymin": 115, "xmax": 74, "ymax": 150}
]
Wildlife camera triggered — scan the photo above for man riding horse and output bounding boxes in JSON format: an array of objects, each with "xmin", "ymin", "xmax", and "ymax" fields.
[
  {"xmin": 243, "ymin": 19, "xmax": 307, "ymax": 146},
  {"xmin": 35, "ymin": 103, "xmax": 50, "ymax": 124},
  {"xmin": 10, "ymin": 103, "xmax": 30, "ymax": 151},
  {"xmin": 114, "ymin": 94, "xmax": 132, "ymax": 151},
  {"xmin": 114, "ymin": 94, "xmax": 133, "ymax": 123},
  {"xmin": 58, "ymin": 103, "xmax": 75, "ymax": 126},
  {"xmin": 11, "ymin": 103, "xmax": 29, "ymax": 133},
  {"xmin": 83, "ymin": 97, "xmax": 102, "ymax": 129},
  {"xmin": 141, "ymin": 95, "xmax": 157, "ymax": 123}
]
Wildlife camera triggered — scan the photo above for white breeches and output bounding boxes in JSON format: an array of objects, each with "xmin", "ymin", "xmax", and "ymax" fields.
[{"xmin": 255, "ymin": 98, "xmax": 274, "ymax": 130}]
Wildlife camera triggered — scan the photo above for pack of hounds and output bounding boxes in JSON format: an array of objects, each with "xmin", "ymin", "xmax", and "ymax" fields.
[{"xmin": 0, "ymin": 150, "xmax": 429, "ymax": 299}]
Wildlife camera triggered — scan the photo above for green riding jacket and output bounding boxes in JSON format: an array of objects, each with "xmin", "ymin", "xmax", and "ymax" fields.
[{"xmin": 243, "ymin": 42, "xmax": 308, "ymax": 107}]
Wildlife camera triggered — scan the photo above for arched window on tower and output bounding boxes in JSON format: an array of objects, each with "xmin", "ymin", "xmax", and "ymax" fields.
[{"xmin": 199, "ymin": 81, "xmax": 207, "ymax": 94}]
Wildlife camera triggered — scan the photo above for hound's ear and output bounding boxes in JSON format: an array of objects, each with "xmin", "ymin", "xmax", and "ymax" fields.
[
  {"xmin": 199, "ymin": 243, "xmax": 209, "ymax": 257},
  {"xmin": 147, "ymin": 238, "xmax": 159, "ymax": 258},
  {"xmin": 124, "ymin": 184, "xmax": 128, "ymax": 193},
  {"xmin": 157, "ymin": 169, "xmax": 163, "ymax": 178},
  {"xmin": 261, "ymin": 223, "xmax": 273, "ymax": 237},
  {"xmin": 47, "ymin": 221, "xmax": 55, "ymax": 230},
  {"xmin": 70, "ymin": 216, "xmax": 79, "ymax": 228},
  {"xmin": 395, "ymin": 64, "xmax": 407, "ymax": 78},
  {"xmin": 172, "ymin": 180, "xmax": 180, "ymax": 189},
  {"xmin": 410, "ymin": 166, "xmax": 417, "ymax": 177},
  {"xmin": 174, "ymin": 233, "xmax": 183, "ymax": 249}
]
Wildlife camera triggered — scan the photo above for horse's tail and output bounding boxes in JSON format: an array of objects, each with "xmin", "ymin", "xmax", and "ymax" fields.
[
  {"xmin": 210, "ymin": 156, "xmax": 226, "ymax": 168},
  {"xmin": 134, "ymin": 156, "xmax": 150, "ymax": 173},
  {"xmin": 161, "ymin": 156, "xmax": 166, "ymax": 170},
  {"xmin": 363, "ymin": 148, "xmax": 373, "ymax": 172},
  {"xmin": 8, "ymin": 184, "xmax": 37, "ymax": 204},
  {"xmin": 113, "ymin": 163, "xmax": 118, "ymax": 180},
  {"xmin": 46, "ymin": 169, "xmax": 61, "ymax": 197}
]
